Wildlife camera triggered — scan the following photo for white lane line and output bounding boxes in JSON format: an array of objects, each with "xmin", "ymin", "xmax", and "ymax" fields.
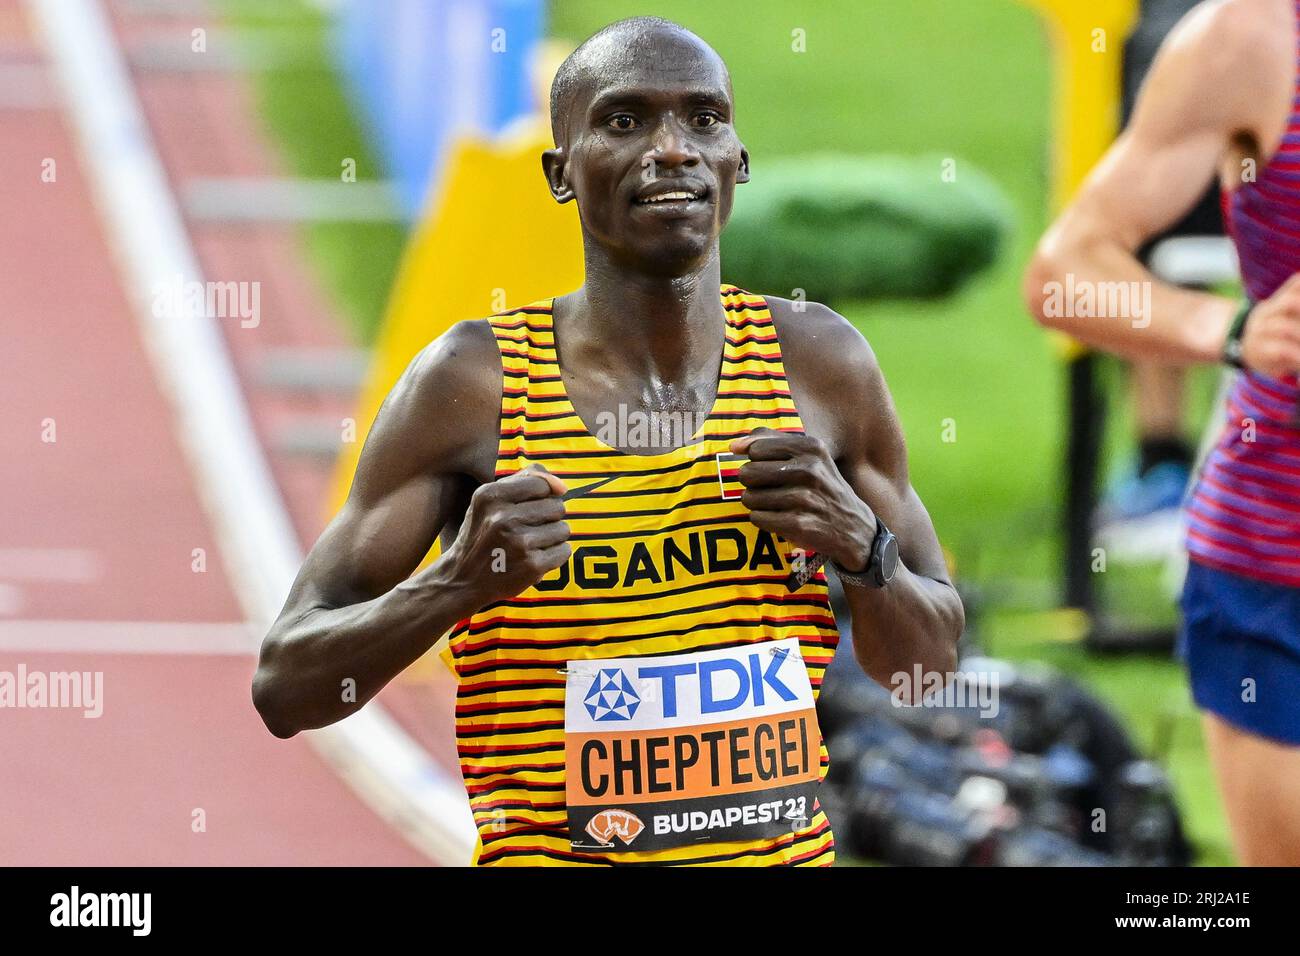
[
  {"xmin": 0, "ymin": 548, "xmax": 101, "ymax": 583},
  {"xmin": 0, "ymin": 620, "xmax": 256, "ymax": 655},
  {"xmin": 29, "ymin": 0, "xmax": 475, "ymax": 865},
  {"xmin": 30, "ymin": 0, "xmax": 300, "ymax": 625}
]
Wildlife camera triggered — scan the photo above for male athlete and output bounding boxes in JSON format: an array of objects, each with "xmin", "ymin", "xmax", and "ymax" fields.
[
  {"xmin": 255, "ymin": 17, "xmax": 963, "ymax": 866},
  {"xmin": 1025, "ymin": 0, "xmax": 1300, "ymax": 865}
]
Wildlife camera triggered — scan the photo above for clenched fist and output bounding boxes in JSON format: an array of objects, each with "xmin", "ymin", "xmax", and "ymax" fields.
[
  {"xmin": 730, "ymin": 428, "xmax": 877, "ymax": 572},
  {"xmin": 1241, "ymin": 273, "xmax": 1300, "ymax": 379},
  {"xmin": 440, "ymin": 464, "xmax": 572, "ymax": 608}
]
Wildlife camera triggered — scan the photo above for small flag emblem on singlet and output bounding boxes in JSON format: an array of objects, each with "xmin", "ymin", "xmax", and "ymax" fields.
[{"xmin": 716, "ymin": 452, "xmax": 747, "ymax": 500}]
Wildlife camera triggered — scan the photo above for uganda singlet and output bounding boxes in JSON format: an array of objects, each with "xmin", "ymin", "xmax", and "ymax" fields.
[{"xmin": 442, "ymin": 285, "xmax": 841, "ymax": 866}]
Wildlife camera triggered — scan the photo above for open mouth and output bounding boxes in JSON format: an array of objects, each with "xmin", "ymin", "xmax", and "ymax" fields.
[{"xmin": 634, "ymin": 185, "xmax": 708, "ymax": 208}]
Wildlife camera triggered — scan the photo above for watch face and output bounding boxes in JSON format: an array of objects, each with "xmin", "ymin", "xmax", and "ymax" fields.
[{"xmin": 879, "ymin": 534, "xmax": 900, "ymax": 582}]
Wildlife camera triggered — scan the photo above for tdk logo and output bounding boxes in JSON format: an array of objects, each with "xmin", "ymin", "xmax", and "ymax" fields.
[
  {"xmin": 584, "ymin": 668, "xmax": 642, "ymax": 721},
  {"xmin": 642, "ymin": 648, "xmax": 797, "ymax": 717}
]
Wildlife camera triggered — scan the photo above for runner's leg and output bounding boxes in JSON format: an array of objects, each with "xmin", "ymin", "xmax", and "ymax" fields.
[{"xmin": 1203, "ymin": 713, "xmax": 1300, "ymax": 865}]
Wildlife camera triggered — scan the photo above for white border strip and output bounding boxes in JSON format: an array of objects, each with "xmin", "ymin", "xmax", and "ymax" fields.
[
  {"xmin": 0, "ymin": 620, "xmax": 257, "ymax": 655},
  {"xmin": 28, "ymin": 0, "xmax": 474, "ymax": 864},
  {"xmin": 0, "ymin": 548, "xmax": 101, "ymax": 582}
]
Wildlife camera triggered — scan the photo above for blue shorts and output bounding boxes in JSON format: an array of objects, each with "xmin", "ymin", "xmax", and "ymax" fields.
[{"xmin": 1178, "ymin": 560, "xmax": 1300, "ymax": 745}]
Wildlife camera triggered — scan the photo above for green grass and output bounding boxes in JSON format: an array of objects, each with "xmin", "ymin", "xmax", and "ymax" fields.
[
  {"xmin": 214, "ymin": 0, "xmax": 406, "ymax": 342},
  {"xmin": 228, "ymin": 0, "xmax": 1231, "ymax": 862}
]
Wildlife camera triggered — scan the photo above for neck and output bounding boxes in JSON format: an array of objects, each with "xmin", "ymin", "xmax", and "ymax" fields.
[{"xmin": 566, "ymin": 244, "xmax": 725, "ymax": 384}]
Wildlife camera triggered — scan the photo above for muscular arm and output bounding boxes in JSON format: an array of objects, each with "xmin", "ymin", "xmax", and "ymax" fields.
[
  {"xmin": 1023, "ymin": 0, "xmax": 1282, "ymax": 363},
  {"xmin": 253, "ymin": 321, "xmax": 571, "ymax": 738},
  {"xmin": 831, "ymin": 335, "xmax": 963, "ymax": 687},
  {"xmin": 741, "ymin": 302, "xmax": 963, "ymax": 691}
]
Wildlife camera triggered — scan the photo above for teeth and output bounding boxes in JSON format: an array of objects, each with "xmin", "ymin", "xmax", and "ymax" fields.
[{"xmin": 640, "ymin": 191, "xmax": 697, "ymax": 203}]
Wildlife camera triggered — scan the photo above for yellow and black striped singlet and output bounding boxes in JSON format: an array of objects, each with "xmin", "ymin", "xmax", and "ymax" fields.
[{"xmin": 444, "ymin": 285, "xmax": 840, "ymax": 866}]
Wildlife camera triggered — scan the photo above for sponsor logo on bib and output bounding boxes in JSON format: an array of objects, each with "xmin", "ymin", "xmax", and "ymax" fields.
[
  {"xmin": 564, "ymin": 638, "xmax": 822, "ymax": 852},
  {"xmin": 585, "ymin": 809, "xmax": 646, "ymax": 847}
]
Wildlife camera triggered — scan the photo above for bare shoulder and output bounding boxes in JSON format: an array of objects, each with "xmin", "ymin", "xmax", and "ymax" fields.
[
  {"xmin": 408, "ymin": 317, "xmax": 501, "ymax": 397},
  {"xmin": 386, "ymin": 318, "xmax": 500, "ymax": 428},
  {"xmin": 1143, "ymin": 0, "xmax": 1290, "ymax": 118},
  {"xmin": 1183, "ymin": 0, "xmax": 1289, "ymax": 53},
  {"xmin": 762, "ymin": 295, "xmax": 888, "ymax": 459},
  {"xmin": 764, "ymin": 295, "xmax": 877, "ymax": 376},
  {"xmin": 357, "ymin": 318, "xmax": 503, "ymax": 489}
]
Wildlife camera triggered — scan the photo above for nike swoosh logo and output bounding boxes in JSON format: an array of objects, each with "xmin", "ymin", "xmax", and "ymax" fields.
[{"xmin": 561, "ymin": 474, "xmax": 620, "ymax": 501}]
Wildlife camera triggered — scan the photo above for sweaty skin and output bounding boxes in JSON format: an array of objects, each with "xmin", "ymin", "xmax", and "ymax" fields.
[{"xmin": 253, "ymin": 19, "xmax": 962, "ymax": 741}]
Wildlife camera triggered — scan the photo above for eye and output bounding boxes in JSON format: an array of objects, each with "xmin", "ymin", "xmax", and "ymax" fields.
[
  {"xmin": 692, "ymin": 112, "xmax": 722, "ymax": 128},
  {"xmin": 607, "ymin": 114, "xmax": 639, "ymax": 131}
]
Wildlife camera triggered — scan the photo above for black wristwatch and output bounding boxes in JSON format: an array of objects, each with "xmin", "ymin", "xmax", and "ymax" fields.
[
  {"xmin": 1223, "ymin": 299, "xmax": 1253, "ymax": 371},
  {"xmin": 833, "ymin": 518, "xmax": 899, "ymax": 588}
]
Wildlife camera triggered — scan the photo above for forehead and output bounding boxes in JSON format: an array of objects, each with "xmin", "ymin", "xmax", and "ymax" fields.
[{"xmin": 576, "ymin": 30, "xmax": 732, "ymax": 113}]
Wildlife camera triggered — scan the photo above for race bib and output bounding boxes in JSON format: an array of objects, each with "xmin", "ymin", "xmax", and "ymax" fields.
[{"xmin": 563, "ymin": 638, "xmax": 822, "ymax": 853}]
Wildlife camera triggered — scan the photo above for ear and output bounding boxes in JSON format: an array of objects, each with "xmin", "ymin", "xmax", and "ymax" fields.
[
  {"xmin": 541, "ymin": 147, "xmax": 576, "ymax": 204},
  {"xmin": 735, "ymin": 144, "xmax": 750, "ymax": 185}
]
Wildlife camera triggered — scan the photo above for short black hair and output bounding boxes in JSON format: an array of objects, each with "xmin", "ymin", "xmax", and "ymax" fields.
[{"xmin": 548, "ymin": 16, "xmax": 713, "ymax": 145}]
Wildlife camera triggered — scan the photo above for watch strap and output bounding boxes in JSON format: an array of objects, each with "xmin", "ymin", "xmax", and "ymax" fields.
[
  {"xmin": 833, "ymin": 518, "xmax": 894, "ymax": 588},
  {"xmin": 1223, "ymin": 299, "xmax": 1253, "ymax": 370}
]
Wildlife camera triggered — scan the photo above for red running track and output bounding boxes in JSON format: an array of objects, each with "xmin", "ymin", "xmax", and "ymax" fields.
[{"xmin": 0, "ymin": 0, "xmax": 439, "ymax": 865}]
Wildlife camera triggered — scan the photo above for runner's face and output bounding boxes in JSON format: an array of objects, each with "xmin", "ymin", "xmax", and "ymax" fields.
[{"xmin": 559, "ymin": 38, "xmax": 749, "ymax": 274}]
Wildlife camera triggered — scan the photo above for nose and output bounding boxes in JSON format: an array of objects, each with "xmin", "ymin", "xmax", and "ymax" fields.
[{"xmin": 644, "ymin": 114, "xmax": 700, "ymax": 172}]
